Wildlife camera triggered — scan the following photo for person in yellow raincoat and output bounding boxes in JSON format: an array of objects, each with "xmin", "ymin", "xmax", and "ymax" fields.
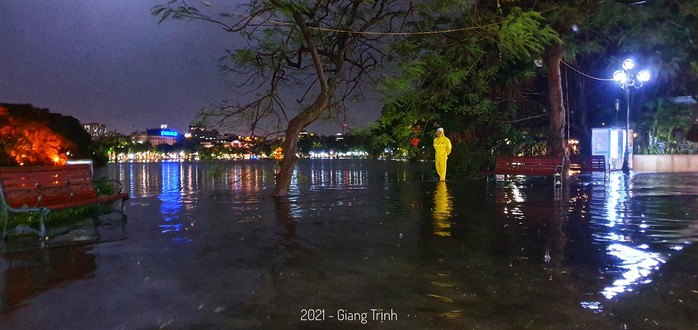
[{"xmin": 433, "ymin": 127, "xmax": 452, "ymax": 181}]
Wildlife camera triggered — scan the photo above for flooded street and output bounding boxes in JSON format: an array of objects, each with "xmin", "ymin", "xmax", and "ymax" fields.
[{"xmin": 1, "ymin": 160, "xmax": 697, "ymax": 329}]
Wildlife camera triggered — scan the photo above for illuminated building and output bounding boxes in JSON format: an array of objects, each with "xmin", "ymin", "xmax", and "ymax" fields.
[
  {"xmin": 130, "ymin": 131, "xmax": 148, "ymax": 144},
  {"xmin": 83, "ymin": 122, "xmax": 106, "ymax": 139},
  {"xmin": 188, "ymin": 125, "xmax": 219, "ymax": 143},
  {"xmin": 146, "ymin": 124, "xmax": 180, "ymax": 146}
]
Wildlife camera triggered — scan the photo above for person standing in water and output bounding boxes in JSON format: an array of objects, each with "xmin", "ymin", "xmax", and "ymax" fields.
[{"xmin": 433, "ymin": 127, "xmax": 452, "ymax": 181}]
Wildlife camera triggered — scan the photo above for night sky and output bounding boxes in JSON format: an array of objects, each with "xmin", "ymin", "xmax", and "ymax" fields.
[{"xmin": 0, "ymin": 1, "xmax": 376, "ymax": 136}]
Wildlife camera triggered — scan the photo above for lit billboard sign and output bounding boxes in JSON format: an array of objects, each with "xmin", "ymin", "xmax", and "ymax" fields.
[{"xmin": 160, "ymin": 130, "xmax": 178, "ymax": 137}]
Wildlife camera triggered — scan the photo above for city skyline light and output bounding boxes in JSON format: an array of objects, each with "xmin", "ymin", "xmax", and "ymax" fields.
[{"xmin": 0, "ymin": 1, "xmax": 379, "ymax": 136}]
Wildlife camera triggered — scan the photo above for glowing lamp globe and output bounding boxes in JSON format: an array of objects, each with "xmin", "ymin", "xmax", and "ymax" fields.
[{"xmin": 613, "ymin": 70, "xmax": 628, "ymax": 84}]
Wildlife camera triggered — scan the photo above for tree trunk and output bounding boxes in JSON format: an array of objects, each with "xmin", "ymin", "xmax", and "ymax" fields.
[
  {"xmin": 575, "ymin": 72, "xmax": 591, "ymax": 155},
  {"xmin": 544, "ymin": 43, "xmax": 567, "ymax": 159},
  {"xmin": 272, "ymin": 92, "xmax": 330, "ymax": 197}
]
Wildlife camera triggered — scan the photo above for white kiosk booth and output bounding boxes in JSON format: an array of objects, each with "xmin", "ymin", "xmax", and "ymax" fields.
[{"xmin": 591, "ymin": 127, "xmax": 633, "ymax": 171}]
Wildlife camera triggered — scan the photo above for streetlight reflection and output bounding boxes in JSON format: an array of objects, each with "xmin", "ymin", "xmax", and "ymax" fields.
[{"xmin": 600, "ymin": 243, "xmax": 666, "ymax": 299}]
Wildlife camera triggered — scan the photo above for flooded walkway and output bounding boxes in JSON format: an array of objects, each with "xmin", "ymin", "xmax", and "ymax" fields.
[{"xmin": 1, "ymin": 160, "xmax": 697, "ymax": 329}]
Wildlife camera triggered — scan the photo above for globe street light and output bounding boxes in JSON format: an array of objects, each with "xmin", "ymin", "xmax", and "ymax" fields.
[{"xmin": 613, "ymin": 58, "xmax": 650, "ymax": 174}]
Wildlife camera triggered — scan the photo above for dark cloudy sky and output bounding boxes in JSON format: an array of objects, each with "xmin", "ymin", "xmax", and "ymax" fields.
[{"xmin": 0, "ymin": 1, "xmax": 378, "ymax": 135}]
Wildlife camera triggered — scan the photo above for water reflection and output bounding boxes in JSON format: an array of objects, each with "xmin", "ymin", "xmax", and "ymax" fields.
[
  {"xmin": 3, "ymin": 161, "xmax": 698, "ymax": 328},
  {"xmin": 159, "ymin": 162, "xmax": 186, "ymax": 242},
  {"xmin": 100, "ymin": 160, "xmax": 279, "ymax": 198},
  {"xmin": 574, "ymin": 173, "xmax": 695, "ymax": 310},
  {"xmin": 493, "ymin": 172, "xmax": 698, "ymax": 313},
  {"xmin": 0, "ymin": 247, "xmax": 95, "ymax": 312},
  {"xmin": 584, "ymin": 173, "xmax": 672, "ymax": 304},
  {"xmin": 432, "ymin": 181, "xmax": 454, "ymax": 237},
  {"xmin": 600, "ymin": 243, "xmax": 665, "ymax": 299},
  {"xmin": 309, "ymin": 160, "xmax": 367, "ymax": 189},
  {"xmin": 495, "ymin": 178, "xmax": 567, "ymax": 267}
]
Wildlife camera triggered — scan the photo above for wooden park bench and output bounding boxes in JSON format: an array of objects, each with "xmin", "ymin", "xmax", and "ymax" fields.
[
  {"xmin": 569, "ymin": 154, "xmax": 607, "ymax": 181},
  {"xmin": 493, "ymin": 156, "xmax": 564, "ymax": 187},
  {"xmin": 0, "ymin": 163, "xmax": 129, "ymax": 241},
  {"xmin": 569, "ymin": 155, "xmax": 606, "ymax": 173}
]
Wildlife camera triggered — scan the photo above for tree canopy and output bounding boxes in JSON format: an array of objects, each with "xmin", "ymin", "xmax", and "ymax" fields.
[
  {"xmin": 154, "ymin": 0, "xmax": 698, "ymax": 184},
  {"xmin": 154, "ymin": 0, "xmax": 409, "ymax": 196}
]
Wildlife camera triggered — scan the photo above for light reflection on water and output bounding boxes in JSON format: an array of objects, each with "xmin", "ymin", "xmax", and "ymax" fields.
[
  {"xmin": 88, "ymin": 165, "xmax": 698, "ymax": 308},
  {"xmin": 432, "ymin": 181, "xmax": 454, "ymax": 237},
  {"xmin": 111, "ymin": 162, "xmax": 696, "ymax": 316},
  {"xmin": 600, "ymin": 243, "xmax": 665, "ymax": 299},
  {"xmin": 309, "ymin": 160, "xmax": 368, "ymax": 189},
  {"xmin": 590, "ymin": 173, "xmax": 666, "ymax": 302},
  {"xmin": 158, "ymin": 162, "xmax": 185, "ymax": 238},
  {"xmin": 2, "ymin": 161, "xmax": 698, "ymax": 328},
  {"xmin": 494, "ymin": 171, "xmax": 697, "ymax": 316}
]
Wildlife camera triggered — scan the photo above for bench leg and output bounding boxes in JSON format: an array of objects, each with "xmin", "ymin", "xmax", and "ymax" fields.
[
  {"xmin": 119, "ymin": 198, "xmax": 127, "ymax": 217},
  {"xmin": 554, "ymin": 166, "xmax": 563, "ymax": 188},
  {"xmin": 2, "ymin": 209, "xmax": 47, "ymax": 243},
  {"xmin": 39, "ymin": 208, "xmax": 50, "ymax": 241},
  {"xmin": 2, "ymin": 209, "xmax": 9, "ymax": 240},
  {"xmin": 554, "ymin": 173, "xmax": 562, "ymax": 187}
]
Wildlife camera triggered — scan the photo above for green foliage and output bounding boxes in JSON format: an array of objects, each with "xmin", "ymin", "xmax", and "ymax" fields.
[
  {"xmin": 498, "ymin": 8, "xmax": 560, "ymax": 61},
  {"xmin": 152, "ymin": 0, "xmax": 698, "ymax": 174},
  {"xmin": 93, "ymin": 177, "xmax": 117, "ymax": 195},
  {"xmin": 232, "ymin": 49, "xmax": 258, "ymax": 67},
  {"xmin": 1, "ymin": 203, "xmax": 111, "ymax": 235},
  {"xmin": 152, "ymin": 2, "xmax": 202, "ymax": 23},
  {"xmin": 373, "ymin": 2, "xmax": 561, "ymax": 174},
  {"xmin": 637, "ymin": 98, "xmax": 693, "ymax": 154},
  {"xmin": 447, "ymin": 144, "xmax": 492, "ymax": 179}
]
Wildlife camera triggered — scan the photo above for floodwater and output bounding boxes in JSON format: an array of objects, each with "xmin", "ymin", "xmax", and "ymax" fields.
[{"xmin": 1, "ymin": 159, "xmax": 697, "ymax": 329}]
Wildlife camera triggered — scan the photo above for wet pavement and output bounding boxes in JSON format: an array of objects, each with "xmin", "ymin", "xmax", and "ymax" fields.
[{"xmin": 1, "ymin": 159, "xmax": 697, "ymax": 329}]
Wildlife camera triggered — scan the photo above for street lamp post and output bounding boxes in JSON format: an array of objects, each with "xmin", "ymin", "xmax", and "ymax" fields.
[{"xmin": 613, "ymin": 59, "xmax": 650, "ymax": 174}]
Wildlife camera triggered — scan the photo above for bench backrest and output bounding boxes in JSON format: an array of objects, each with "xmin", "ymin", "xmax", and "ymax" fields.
[
  {"xmin": 0, "ymin": 164, "xmax": 97, "ymax": 209},
  {"xmin": 494, "ymin": 156, "xmax": 562, "ymax": 175},
  {"xmin": 569, "ymin": 155, "xmax": 606, "ymax": 172}
]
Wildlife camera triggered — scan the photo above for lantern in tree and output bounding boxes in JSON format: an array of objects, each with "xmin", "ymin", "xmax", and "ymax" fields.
[
  {"xmin": 273, "ymin": 147, "xmax": 283, "ymax": 161},
  {"xmin": 410, "ymin": 125, "xmax": 421, "ymax": 147}
]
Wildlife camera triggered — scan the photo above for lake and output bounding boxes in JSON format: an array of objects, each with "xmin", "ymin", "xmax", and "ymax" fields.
[{"xmin": 1, "ymin": 159, "xmax": 697, "ymax": 329}]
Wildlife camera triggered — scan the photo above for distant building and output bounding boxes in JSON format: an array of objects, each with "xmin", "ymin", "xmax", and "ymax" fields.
[
  {"xmin": 104, "ymin": 131, "xmax": 125, "ymax": 138},
  {"xmin": 130, "ymin": 131, "xmax": 148, "ymax": 144},
  {"xmin": 145, "ymin": 126, "xmax": 180, "ymax": 146},
  {"xmin": 220, "ymin": 133, "xmax": 245, "ymax": 148},
  {"xmin": 188, "ymin": 125, "xmax": 219, "ymax": 143},
  {"xmin": 83, "ymin": 122, "xmax": 106, "ymax": 139}
]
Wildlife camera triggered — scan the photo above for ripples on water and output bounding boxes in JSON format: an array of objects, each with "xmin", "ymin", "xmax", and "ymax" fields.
[
  {"xmin": 1, "ymin": 160, "xmax": 697, "ymax": 328},
  {"xmin": 570, "ymin": 173, "xmax": 698, "ymax": 313}
]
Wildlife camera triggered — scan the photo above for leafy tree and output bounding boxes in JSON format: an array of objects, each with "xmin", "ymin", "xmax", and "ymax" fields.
[
  {"xmin": 297, "ymin": 133, "xmax": 322, "ymax": 156},
  {"xmin": 90, "ymin": 134, "xmax": 129, "ymax": 166},
  {"xmin": 377, "ymin": 1, "xmax": 559, "ymax": 176},
  {"xmin": 0, "ymin": 103, "xmax": 89, "ymax": 166},
  {"xmin": 379, "ymin": 0, "xmax": 698, "ymax": 174},
  {"xmin": 553, "ymin": 0, "xmax": 698, "ymax": 155},
  {"xmin": 154, "ymin": 0, "xmax": 407, "ymax": 196},
  {"xmin": 636, "ymin": 98, "xmax": 693, "ymax": 154}
]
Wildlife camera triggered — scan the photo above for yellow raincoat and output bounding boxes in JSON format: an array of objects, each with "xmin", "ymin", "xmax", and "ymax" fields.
[{"xmin": 433, "ymin": 130, "xmax": 452, "ymax": 181}]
